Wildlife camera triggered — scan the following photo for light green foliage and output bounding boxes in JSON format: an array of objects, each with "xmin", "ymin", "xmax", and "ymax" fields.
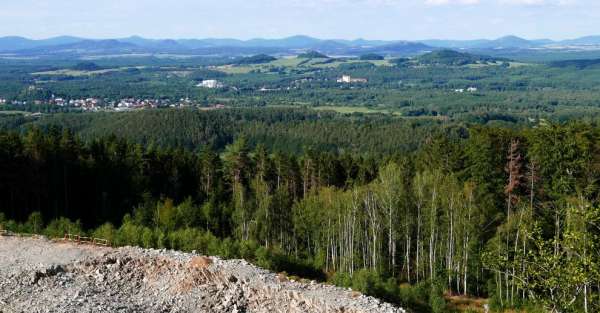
[
  {"xmin": 116, "ymin": 217, "xmax": 145, "ymax": 246},
  {"xmin": 43, "ymin": 217, "xmax": 83, "ymax": 238},
  {"xmin": 141, "ymin": 227, "xmax": 154, "ymax": 248},
  {"xmin": 92, "ymin": 222, "xmax": 116, "ymax": 243},
  {"xmin": 429, "ymin": 279, "xmax": 447, "ymax": 313}
]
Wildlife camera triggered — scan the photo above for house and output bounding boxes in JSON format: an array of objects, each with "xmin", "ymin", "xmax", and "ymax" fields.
[
  {"xmin": 197, "ymin": 80, "xmax": 223, "ymax": 89},
  {"xmin": 455, "ymin": 87, "xmax": 477, "ymax": 93},
  {"xmin": 260, "ymin": 87, "xmax": 280, "ymax": 92},
  {"xmin": 0, "ymin": 98, "xmax": 6, "ymax": 105},
  {"xmin": 337, "ymin": 75, "xmax": 367, "ymax": 83},
  {"xmin": 54, "ymin": 98, "xmax": 65, "ymax": 106}
]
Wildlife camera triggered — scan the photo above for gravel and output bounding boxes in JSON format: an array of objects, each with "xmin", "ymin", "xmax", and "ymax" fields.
[{"xmin": 0, "ymin": 236, "xmax": 407, "ymax": 313}]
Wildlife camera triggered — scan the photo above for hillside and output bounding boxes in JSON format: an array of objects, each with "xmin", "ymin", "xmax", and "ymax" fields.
[
  {"xmin": 361, "ymin": 41, "xmax": 431, "ymax": 56},
  {"xmin": 297, "ymin": 50, "xmax": 329, "ymax": 59},
  {"xmin": 550, "ymin": 58, "xmax": 600, "ymax": 69},
  {"xmin": 233, "ymin": 54, "xmax": 277, "ymax": 65},
  {"xmin": 417, "ymin": 49, "xmax": 507, "ymax": 65}
]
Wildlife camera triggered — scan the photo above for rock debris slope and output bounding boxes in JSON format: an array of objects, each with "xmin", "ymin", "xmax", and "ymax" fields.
[{"xmin": 0, "ymin": 236, "xmax": 407, "ymax": 313}]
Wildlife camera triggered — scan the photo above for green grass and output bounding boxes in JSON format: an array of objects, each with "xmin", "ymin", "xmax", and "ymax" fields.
[
  {"xmin": 32, "ymin": 66, "xmax": 143, "ymax": 76},
  {"xmin": 0, "ymin": 110, "xmax": 30, "ymax": 115},
  {"xmin": 312, "ymin": 106, "xmax": 402, "ymax": 116},
  {"xmin": 215, "ymin": 65, "xmax": 257, "ymax": 74},
  {"xmin": 269, "ymin": 57, "xmax": 306, "ymax": 67},
  {"xmin": 508, "ymin": 61, "xmax": 533, "ymax": 68}
]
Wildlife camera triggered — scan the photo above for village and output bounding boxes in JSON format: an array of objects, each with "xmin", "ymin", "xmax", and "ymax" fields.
[{"xmin": 0, "ymin": 96, "xmax": 227, "ymax": 112}]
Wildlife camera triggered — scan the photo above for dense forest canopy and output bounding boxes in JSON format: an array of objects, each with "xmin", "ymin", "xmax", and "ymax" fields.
[
  {"xmin": 0, "ymin": 108, "xmax": 450, "ymax": 154},
  {"xmin": 416, "ymin": 50, "xmax": 509, "ymax": 66},
  {"xmin": 1, "ymin": 118, "xmax": 600, "ymax": 313}
]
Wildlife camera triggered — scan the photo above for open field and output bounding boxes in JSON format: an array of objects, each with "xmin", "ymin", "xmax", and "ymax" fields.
[
  {"xmin": 32, "ymin": 66, "xmax": 143, "ymax": 76},
  {"xmin": 0, "ymin": 110, "xmax": 29, "ymax": 115},
  {"xmin": 312, "ymin": 105, "xmax": 403, "ymax": 115}
]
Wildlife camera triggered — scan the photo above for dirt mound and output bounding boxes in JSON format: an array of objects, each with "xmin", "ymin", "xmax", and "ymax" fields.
[{"xmin": 0, "ymin": 236, "xmax": 406, "ymax": 313}]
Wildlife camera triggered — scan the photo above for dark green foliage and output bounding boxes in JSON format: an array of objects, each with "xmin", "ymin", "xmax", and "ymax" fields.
[
  {"xmin": 71, "ymin": 62, "xmax": 102, "ymax": 71},
  {"xmin": 359, "ymin": 53, "xmax": 384, "ymax": 61},
  {"xmin": 417, "ymin": 49, "xmax": 507, "ymax": 66},
  {"xmin": 189, "ymin": 69, "xmax": 227, "ymax": 81},
  {"xmin": 550, "ymin": 58, "xmax": 600, "ymax": 69},
  {"xmin": 338, "ymin": 62, "xmax": 376, "ymax": 70},
  {"xmin": 389, "ymin": 58, "xmax": 410, "ymax": 66},
  {"xmin": 233, "ymin": 54, "xmax": 277, "ymax": 65},
  {"xmin": 0, "ymin": 108, "xmax": 445, "ymax": 155},
  {"xmin": 297, "ymin": 50, "xmax": 328, "ymax": 59}
]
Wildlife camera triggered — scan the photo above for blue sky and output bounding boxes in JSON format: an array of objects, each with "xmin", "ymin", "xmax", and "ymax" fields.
[{"xmin": 1, "ymin": 0, "xmax": 598, "ymax": 40}]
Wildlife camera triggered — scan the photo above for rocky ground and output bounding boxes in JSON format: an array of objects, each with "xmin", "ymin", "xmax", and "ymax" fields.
[{"xmin": 0, "ymin": 236, "xmax": 407, "ymax": 313}]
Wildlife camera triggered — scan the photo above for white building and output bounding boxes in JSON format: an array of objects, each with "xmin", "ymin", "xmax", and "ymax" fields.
[
  {"xmin": 337, "ymin": 75, "xmax": 367, "ymax": 83},
  {"xmin": 338, "ymin": 75, "xmax": 352, "ymax": 83},
  {"xmin": 197, "ymin": 80, "xmax": 223, "ymax": 89},
  {"xmin": 455, "ymin": 87, "xmax": 478, "ymax": 93}
]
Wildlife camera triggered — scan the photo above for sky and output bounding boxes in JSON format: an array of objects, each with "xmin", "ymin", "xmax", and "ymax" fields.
[{"xmin": 1, "ymin": 0, "xmax": 599, "ymax": 41}]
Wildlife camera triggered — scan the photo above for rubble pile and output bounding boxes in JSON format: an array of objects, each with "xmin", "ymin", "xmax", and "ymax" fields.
[{"xmin": 0, "ymin": 236, "xmax": 406, "ymax": 313}]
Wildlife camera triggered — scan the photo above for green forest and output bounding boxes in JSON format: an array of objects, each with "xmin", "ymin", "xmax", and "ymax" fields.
[
  {"xmin": 1, "ymin": 115, "xmax": 599, "ymax": 313},
  {"xmin": 3, "ymin": 51, "xmax": 600, "ymax": 122},
  {"xmin": 2, "ymin": 50, "xmax": 600, "ymax": 312}
]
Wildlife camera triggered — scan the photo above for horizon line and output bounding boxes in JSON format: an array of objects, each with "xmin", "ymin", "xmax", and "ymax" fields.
[{"xmin": 2, "ymin": 34, "xmax": 598, "ymax": 42}]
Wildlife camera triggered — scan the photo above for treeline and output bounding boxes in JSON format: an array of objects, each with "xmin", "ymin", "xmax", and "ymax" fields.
[
  {"xmin": 1, "ymin": 122, "xmax": 600, "ymax": 313},
  {"xmin": 0, "ymin": 108, "xmax": 446, "ymax": 154}
]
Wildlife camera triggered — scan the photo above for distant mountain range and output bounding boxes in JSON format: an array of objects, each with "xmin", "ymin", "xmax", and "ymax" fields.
[
  {"xmin": 2, "ymin": 35, "xmax": 600, "ymax": 58},
  {"xmin": 418, "ymin": 35, "xmax": 600, "ymax": 49}
]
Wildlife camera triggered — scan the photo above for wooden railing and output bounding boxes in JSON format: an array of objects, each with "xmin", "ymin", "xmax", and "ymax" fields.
[
  {"xmin": 63, "ymin": 233, "xmax": 110, "ymax": 246},
  {"xmin": 0, "ymin": 230, "xmax": 109, "ymax": 247}
]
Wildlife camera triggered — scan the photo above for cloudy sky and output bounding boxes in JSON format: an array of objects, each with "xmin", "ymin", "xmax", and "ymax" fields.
[{"xmin": 1, "ymin": 0, "xmax": 598, "ymax": 40}]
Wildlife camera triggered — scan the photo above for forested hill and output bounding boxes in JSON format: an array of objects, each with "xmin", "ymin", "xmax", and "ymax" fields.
[
  {"xmin": 417, "ymin": 49, "xmax": 508, "ymax": 66},
  {"xmin": 1, "ymin": 120, "xmax": 600, "ymax": 313},
  {"xmin": 0, "ymin": 108, "xmax": 449, "ymax": 155}
]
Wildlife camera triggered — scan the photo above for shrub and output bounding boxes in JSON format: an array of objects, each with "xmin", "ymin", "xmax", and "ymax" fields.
[
  {"xmin": 93, "ymin": 222, "xmax": 117, "ymax": 244},
  {"xmin": 116, "ymin": 220, "xmax": 144, "ymax": 246},
  {"xmin": 43, "ymin": 217, "xmax": 82, "ymax": 238},
  {"xmin": 141, "ymin": 227, "xmax": 155, "ymax": 248},
  {"xmin": 429, "ymin": 279, "xmax": 447, "ymax": 313}
]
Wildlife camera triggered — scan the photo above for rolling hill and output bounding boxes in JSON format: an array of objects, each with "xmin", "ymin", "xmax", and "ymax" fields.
[
  {"xmin": 2, "ymin": 34, "xmax": 600, "ymax": 58},
  {"xmin": 417, "ymin": 49, "xmax": 509, "ymax": 65}
]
